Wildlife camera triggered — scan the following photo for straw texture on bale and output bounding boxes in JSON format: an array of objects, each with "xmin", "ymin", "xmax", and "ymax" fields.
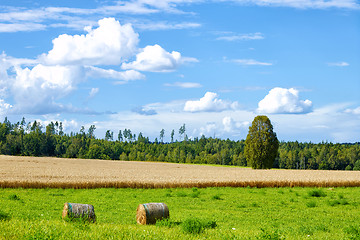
[
  {"xmin": 136, "ymin": 203, "xmax": 169, "ymax": 225},
  {"xmin": 62, "ymin": 202, "xmax": 96, "ymax": 222}
]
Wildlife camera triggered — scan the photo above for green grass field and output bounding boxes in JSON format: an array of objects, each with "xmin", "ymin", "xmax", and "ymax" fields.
[{"xmin": 1, "ymin": 187, "xmax": 360, "ymax": 239}]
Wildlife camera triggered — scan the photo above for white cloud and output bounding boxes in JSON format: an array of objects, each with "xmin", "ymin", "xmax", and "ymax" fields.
[
  {"xmin": 216, "ymin": 32, "xmax": 264, "ymax": 41},
  {"xmin": 198, "ymin": 122, "xmax": 217, "ymax": 137},
  {"xmin": 1, "ymin": 52, "xmax": 37, "ymax": 68},
  {"xmin": 0, "ymin": 23, "xmax": 46, "ymax": 32},
  {"xmin": 184, "ymin": 92, "xmax": 239, "ymax": 112},
  {"xmin": 164, "ymin": 82, "xmax": 202, "ymax": 88},
  {"xmin": 327, "ymin": 62, "xmax": 350, "ymax": 67},
  {"xmin": 122, "ymin": 44, "xmax": 198, "ymax": 72},
  {"xmin": 132, "ymin": 106, "xmax": 157, "ymax": 116},
  {"xmin": 83, "ymin": 97, "xmax": 359, "ymax": 143},
  {"xmin": 257, "ymin": 87, "xmax": 312, "ymax": 114},
  {"xmin": 345, "ymin": 106, "xmax": 360, "ymax": 115},
  {"xmin": 222, "ymin": 116, "xmax": 249, "ymax": 133},
  {"xmin": 0, "ymin": 16, "xmax": 196, "ymax": 115},
  {"xmin": 0, "ymin": 0, "xmax": 358, "ymax": 35},
  {"xmin": 11, "ymin": 64, "xmax": 85, "ymax": 113},
  {"xmin": 43, "ymin": 18, "xmax": 139, "ymax": 65},
  {"xmin": 1, "ymin": 54, "xmax": 146, "ymax": 114},
  {"xmin": 0, "ymin": 2, "xmax": 196, "ymax": 33},
  {"xmin": 231, "ymin": 59, "xmax": 272, "ymax": 66},
  {"xmin": 88, "ymin": 88, "xmax": 99, "ymax": 99},
  {"xmin": 86, "ymin": 66, "xmax": 145, "ymax": 81},
  {"xmin": 0, "ymin": 99, "xmax": 12, "ymax": 114},
  {"xmin": 134, "ymin": 21, "xmax": 201, "ymax": 31},
  {"xmin": 222, "ymin": 117, "xmax": 233, "ymax": 132},
  {"xmin": 227, "ymin": 0, "xmax": 360, "ymax": 9}
]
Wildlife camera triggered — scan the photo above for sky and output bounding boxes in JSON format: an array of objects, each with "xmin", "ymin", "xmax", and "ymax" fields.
[{"xmin": 0, "ymin": 0, "xmax": 359, "ymax": 143}]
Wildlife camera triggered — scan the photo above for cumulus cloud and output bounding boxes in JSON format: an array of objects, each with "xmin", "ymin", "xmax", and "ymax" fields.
[
  {"xmin": 184, "ymin": 92, "xmax": 239, "ymax": 112},
  {"xmin": 222, "ymin": 116, "xmax": 249, "ymax": 133},
  {"xmin": 122, "ymin": 44, "xmax": 198, "ymax": 72},
  {"xmin": 10, "ymin": 64, "xmax": 85, "ymax": 113},
  {"xmin": 257, "ymin": 87, "xmax": 312, "ymax": 114},
  {"xmin": 0, "ymin": 16, "xmax": 197, "ymax": 115},
  {"xmin": 43, "ymin": 18, "xmax": 139, "ymax": 65}
]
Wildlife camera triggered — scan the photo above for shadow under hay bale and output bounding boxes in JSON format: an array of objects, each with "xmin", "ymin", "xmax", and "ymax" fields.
[
  {"xmin": 62, "ymin": 202, "xmax": 96, "ymax": 222},
  {"xmin": 136, "ymin": 203, "xmax": 169, "ymax": 225}
]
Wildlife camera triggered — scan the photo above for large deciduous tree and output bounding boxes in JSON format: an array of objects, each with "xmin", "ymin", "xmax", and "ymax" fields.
[{"xmin": 245, "ymin": 115, "xmax": 279, "ymax": 169}]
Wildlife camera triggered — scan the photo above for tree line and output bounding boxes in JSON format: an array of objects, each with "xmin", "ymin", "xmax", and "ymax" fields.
[{"xmin": 0, "ymin": 117, "xmax": 359, "ymax": 170}]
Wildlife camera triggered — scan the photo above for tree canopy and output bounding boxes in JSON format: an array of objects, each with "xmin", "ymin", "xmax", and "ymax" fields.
[{"xmin": 245, "ymin": 115, "xmax": 279, "ymax": 169}]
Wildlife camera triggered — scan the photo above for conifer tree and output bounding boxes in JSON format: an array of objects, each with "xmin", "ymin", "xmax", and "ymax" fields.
[{"xmin": 245, "ymin": 115, "xmax": 279, "ymax": 169}]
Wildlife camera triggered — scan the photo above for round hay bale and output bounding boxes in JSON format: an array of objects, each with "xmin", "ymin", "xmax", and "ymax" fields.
[
  {"xmin": 136, "ymin": 203, "xmax": 169, "ymax": 225},
  {"xmin": 62, "ymin": 202, "xmax": 96, "ymax": 222}
]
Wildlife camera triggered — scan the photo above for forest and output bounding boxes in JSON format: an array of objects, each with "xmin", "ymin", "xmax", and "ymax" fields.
[{"xmin": 0, "ymin": 118, "xmax": 359, "ymax": 171}]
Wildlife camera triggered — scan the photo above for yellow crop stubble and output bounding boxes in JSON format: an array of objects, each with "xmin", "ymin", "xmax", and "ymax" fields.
[{"xmin": 1, "ymin": 155, "xmax": 360, "ymax": 188}]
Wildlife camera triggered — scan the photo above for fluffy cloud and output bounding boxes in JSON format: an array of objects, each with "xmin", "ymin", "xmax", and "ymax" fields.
[
  {"xmin": 43, "ymin": 18, "xmax": 139, "ymax": 65},
  {"xmin": 222, "ymin": 116, "xmax": 249, "ymax": 133},
  {"xmin": 11, "ymin": 64, "xmax": 85, "ymax": 113},
  {"xmin": 122, "ymin": 44, "xmax": 198, "ymax": 72},
  {"xmin": 0, "ymin": 99, "xmax": 12, "ymax": 114},
  {"xmin": 0, "ymin": 17, "xmax": 195, "ymax": 114},
  {"xmin": 257, "ymin": 87, "xmax": 312, "ymax": 114},
  {"xmin": 184, "ymin": 92, "xmax": 239, "ymax": 112}
]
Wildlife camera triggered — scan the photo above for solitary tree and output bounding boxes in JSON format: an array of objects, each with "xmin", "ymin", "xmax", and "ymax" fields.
[
  {"xmin": 105, "ymin": 130, "xmax": 113, "ymax": 141},
  {"xmin": 245, "ymin": 115, "xmax": 279, "ymax": 169},
  {"xmin": 160, "ymin": 129, "xmax": 165, "ymax": 143},
  {"xmin": 88, "ymin": 125, "xmax": 96, "ymax": 139},
  {"xmin": 179, "ymin": 124, "xmax": 186, "ymax": 141},
  {"xmin": 118, "ymin": 130, "xmax": 123, "ymax": 142},
  {"xmin": 171, "ymin": 129, "xmax": 175, "ymax": 143}
]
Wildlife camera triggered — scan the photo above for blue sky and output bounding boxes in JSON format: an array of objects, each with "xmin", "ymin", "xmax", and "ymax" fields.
[{"xmin": 0, "ymin": 0, "xmax": 359, "ymax": 143}]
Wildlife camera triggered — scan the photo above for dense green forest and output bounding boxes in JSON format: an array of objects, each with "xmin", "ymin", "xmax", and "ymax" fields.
[{"xmin": 1, "ymin": 118, "xmax": 359, "ymax": 170}]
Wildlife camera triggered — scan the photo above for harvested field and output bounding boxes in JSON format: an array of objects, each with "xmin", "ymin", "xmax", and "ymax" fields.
[{"xmin": 1, "ymin": 155, "xmax": 360, "ymax": 188}]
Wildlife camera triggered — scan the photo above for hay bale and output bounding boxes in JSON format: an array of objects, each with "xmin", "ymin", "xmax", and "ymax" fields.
[
  {"xmin": 136, "ymin": 203, "xmax": 169, "ymax": 225},
  {"xmin": 62, "ymin": 202, "xmax": 96, "ymax": 222}
]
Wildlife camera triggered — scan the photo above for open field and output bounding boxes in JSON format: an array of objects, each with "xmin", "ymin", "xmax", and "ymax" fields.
[
  {"xmin": 1, "ymin": 155, "xmax": 360, "ymax": 188},
  {"xmin": 1, "ymin": 187, "xmax": 360, "ymax": 239}
]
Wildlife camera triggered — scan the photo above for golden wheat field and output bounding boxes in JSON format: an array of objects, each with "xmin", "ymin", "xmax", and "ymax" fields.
[{"xmin": 1, "ymin": 155, "xmax": 360, "ymax": 188}]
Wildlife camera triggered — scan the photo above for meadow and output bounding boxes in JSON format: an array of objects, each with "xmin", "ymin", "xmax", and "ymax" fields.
[{"xmin": 1, "ymin": 187, "xmax": 360, "ymax": 239}]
